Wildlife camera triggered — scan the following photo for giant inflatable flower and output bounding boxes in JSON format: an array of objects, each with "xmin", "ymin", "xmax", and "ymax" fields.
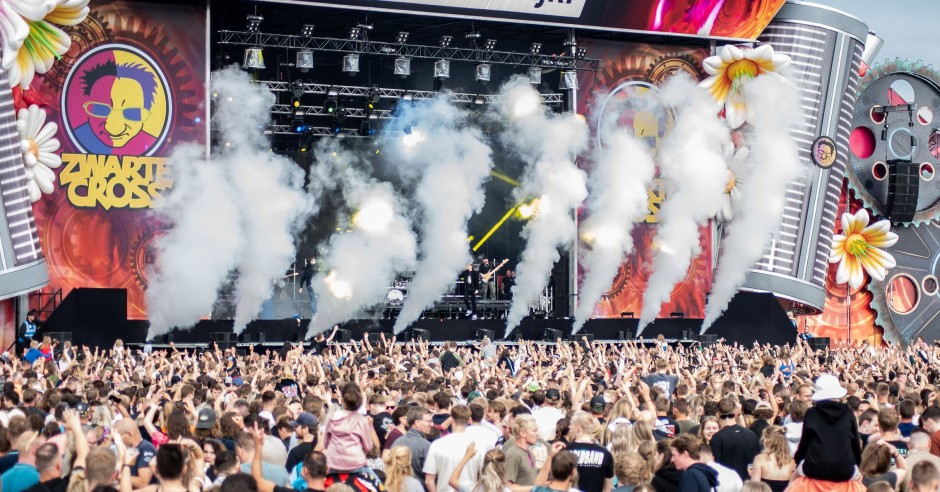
[
  {"xmin": 716, "ymin": 146, "xmax": 749, "ymax": 223},
  {"xmin": 829, "ymin": 209, "xmax": 898, "ymax": 290},
  {"xmin": 1, "ymin": 0, "xmax": 89, "ymax": 89},
  {"xmin": 699, "ymin": 44, "xmax": 790, "ymax": 129},
  {"xmin": 16, "ymin": 104, "xmax": 61, "ymax": 202}
]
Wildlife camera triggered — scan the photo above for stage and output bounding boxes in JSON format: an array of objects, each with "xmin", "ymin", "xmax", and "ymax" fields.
[{"xmin": 37, "ymin": 288, "xmax": 798, "ymax": 348}]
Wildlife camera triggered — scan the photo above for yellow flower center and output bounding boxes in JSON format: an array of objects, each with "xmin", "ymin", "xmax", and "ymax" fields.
[
  {"xmin": 724, "ymin": 170, "xmax": 737, "ymax": 194},
  {"xmin": 28, "ymin": 139, "xmax": 39, "ymax": 159},
  {"xmin": 845, "ymin": 233, "xmax": 869, "ymax": 257},
  {"xmin": 726, "ymin": 59, "xmax": 760, "ymax": 82}
]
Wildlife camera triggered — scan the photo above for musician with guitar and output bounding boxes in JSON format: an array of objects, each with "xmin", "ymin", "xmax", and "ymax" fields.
[{"xmin": 479, "ymin": 257, "xmax": 509, "ymax": 300}]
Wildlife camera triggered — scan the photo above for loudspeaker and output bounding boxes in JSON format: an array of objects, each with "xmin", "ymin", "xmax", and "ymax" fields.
[
  {"xmin": 367, "ymin": 333, "xmax": 383, "ymax": 345},
  {"xmin": 887, "ymin": 159, "xmax": 919, "ymax": 222},
  {"xmin": 403, "ymin": 328, "xmax": 429, "ymax": 342},
  {"xmin": 570, "ymin": 333, "xmax": 594, "ymax": 348},
  {"xmin": 335, "ymin": 329, "xmax": 351, "ymax": 343},
  {"xmin": 618, "ymin": 331, "xmax": 634, "ymax": 340},
  {"xmin": 808, "ymin": 337, "xmax": 831, "ymax": 350},
  {"xmin": 474, "ymin": 329, "xmax": 495, "ymax": 340},
  {"xmin": 700, "ymin": 334, "xmax": 718, "ymax": 345},
  {"xmin": 212, "ymin": 332, "xmax": 236, "ymax": 349},
  {"xmin": 543, "ymin": 328, "xmax": 561, "ymax": 341},
  {"xmin": 551, "ymin": 253, "xmax": 570, "ymax": 318}
]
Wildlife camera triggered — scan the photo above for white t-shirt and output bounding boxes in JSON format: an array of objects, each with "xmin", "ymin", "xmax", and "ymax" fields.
[
  {"xmin": 424, "ymin": 432, "xmax": 482, "ymax": 492},
  {"xmin": 465, "ymin": 424, "xmax": 498, "ymax": 453},
  {"xmin": 532, "ymin": 406, "xmax": 565, "ymax": 442},
  {"xmin": 707, "ymin": 461, "xmax": 743, "ymax": 492}
]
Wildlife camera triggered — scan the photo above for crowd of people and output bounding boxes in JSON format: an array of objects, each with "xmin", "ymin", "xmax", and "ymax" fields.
[{"xmin": 2, "ymin": 331, "xmax": 940, "ymax": 492}]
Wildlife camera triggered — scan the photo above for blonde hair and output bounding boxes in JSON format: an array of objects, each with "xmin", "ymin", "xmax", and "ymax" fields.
[
  {"xmin": 473, "ymin": 449, "xmax": 507, "ymax": 492},
  {"xmin": 383, "ymin": 446, "xmax": 413, "ymax": 492},
  {"xmin": 512, "ymin": 415, "xmax": 536, "ymax": 438},
  {"xmin": 615, "ymin": 452, "xmax": 652, "ymax": 486},
  {"xmin": 760, "ymin": 426, "xmax": 793, "ymax": 467},
  {"xmin": 570, "ymin": 411, "xmax": 599, "ymax": 439},
  {"xmin": 740, "ymin": 481, "xmax": 772, "ymax": 492},
  {"xmin": 610, "ymin": 423, "xmax": 634, "ymax": 461}
]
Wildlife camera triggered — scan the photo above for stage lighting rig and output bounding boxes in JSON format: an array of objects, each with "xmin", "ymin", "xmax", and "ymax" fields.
[
  {"xmin": 529, "ymin": 43, "xmax": 542, "ymax": 55},
  {"xmin": 434, "ymin": 60, "xmax": 450, "ymax": 79},
  {"xmin": 246, "ymin": 14, "xmax": 263, "ymax": 32},
  {"xmin": 300, "ymin": 24, "xmax": 315, "ymax": 37},
  {"xmin": 440, "ymin": 35, "xmax": 453, "ymax": 48},
  {"xmin": 396, "ymin": 31, "xmax": 410, "ymax": 44},
  {"xmin": 484, "ymin": 39, "xmax": 497, "ymax": 51},
  {"xmin": 296, "ymin": 50, "xmax": 313, "ymax": 72},
  {"xmin": 348, "ymin": 27, "xmax": 362, "ymax": 40},
  {"xmin": 393, "ymin": 57, "xmax": 411, "ymax": 77},
  {"xmin": 475, "ymin": 64, "xmax": 491, "ymax": 82},
  {"xmin": 576, "ymin": 47, "xmax": 588, "ymax": 59},
  {"xmin": 343, "ymin": 53, "xmax": 360, "ymax": 74}
]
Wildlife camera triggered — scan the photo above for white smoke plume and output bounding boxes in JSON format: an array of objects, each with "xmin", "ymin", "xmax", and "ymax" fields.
[
  {"xmin": 386, "ymin": 97, "xmax": 493, "ymax": 334},
  {"xmin": 637, "ymin": 74, "xmax": 731, "ymax": 335},
  {"xmin": 305, "ymin": 139, "xmax": 417, "ymax": 338},
  {"xmin": 496, "ymin": 78, "xmax": 589, "ymax": 335},
  {"xmin": 701, "ymin": 72, "xmax": 803, "ymax": 331},
  {"xmin": 146, "ymin": 67, "xmax": 312, "ymax": 338},
  {"xmin": 572, "ymin": 101, "xmax": 656, "ymax": 334},
  {"xmin": 145, "ymin": 144, "xmax": 243, "ymax": 339}
]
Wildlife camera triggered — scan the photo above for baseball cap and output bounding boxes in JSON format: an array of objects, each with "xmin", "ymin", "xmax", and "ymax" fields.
[
  {"xmin": 196, "ymin": 408, "xmax": 217, "ymax": 429},
  {"xmin": 289, "ymin": 413, "xmax": 319, "ymax": 428},
  {"xmin": 467, "ymin": 391, "xmax": 484, "ymax": 401},
  {"xmin": 525, "ymin": 381, "xmax": 540, "ymax": 392},
  {"xmin": 590, "ymin": 395, "xmax": 606, "ymax": 412},
  {"xmin": 545, "ymin": 388, "xmax": 561, "ymax": 401},
  {"xmin": 232, "ymin": 377, "xmax": 244, "ymax": 386}
]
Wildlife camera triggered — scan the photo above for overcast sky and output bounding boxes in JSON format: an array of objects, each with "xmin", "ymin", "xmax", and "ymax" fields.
[{"xmin": 812, "ymin": 0, "xmax": 938, "ymax": 70}]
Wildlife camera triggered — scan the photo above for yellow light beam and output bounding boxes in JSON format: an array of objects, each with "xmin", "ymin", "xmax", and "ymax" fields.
[
  {"xmin": 490, "ymin": 170, "xmax": 520, "ymax": 187},
  {"xmin": 473, "ymin": 205, "xmax": 519, "ymax": 252}
]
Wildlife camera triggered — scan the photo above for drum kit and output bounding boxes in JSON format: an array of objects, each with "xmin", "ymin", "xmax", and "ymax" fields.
[{"xmin": 386, "ymin": 276, "xmax": 411, "ymax": 306}]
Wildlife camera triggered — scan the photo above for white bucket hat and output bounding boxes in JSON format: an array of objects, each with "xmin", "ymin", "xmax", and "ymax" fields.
[{"xmin": 812, "ymin": 373, "xmax": 847, "ymax": 401}]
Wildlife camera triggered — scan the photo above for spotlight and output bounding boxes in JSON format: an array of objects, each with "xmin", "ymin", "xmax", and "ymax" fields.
[
  {"xmin": 360, "ymin": 120, "xmax": 375, "ymax": 136},
  {"xmin": 291, "ymin": 115, "xmax": 306, "ymax": 133},
  {"xmin": 332, "ymin": 108, "xmax": 347, "ymax": 135},
  {"xmin": 343, "ymin": 53, "xmax": 360, "ymax": 74},
  {"xmin": 246, "ymin": 14, "xmax": 263, "ymax": 32},
  {"xmin": 559, "ymin": 70, "xmax": 578, "ymax": 90},
  {"xmin": 527, "ymin": 66, "xmax": 542, "ymax": 85},
  {"xmin": 366, "ymin": 86, "xmax": 380, "ymax": 110},
  {"xmin": 402, "ymin": 129, "xmax": 426, "ymax": 148},
  {"xmin": 484, "ymin": 39, "xmax": 497, "ymax": 51},
  {"xmin": 434, "ymin": 59, "xmax": 450, "ymax": 79},
  {"xmin": 529, "ymin": 42, "xmax": 542, "ymax": 55},
  {"xmin": 465, "ymin": 31, "xmax": 481, "ymax": 40},
  {"xmin": 440, "ymin": 35, "xmax": 453, "ymax": 48},
  {"xmin": 324, "ymin": 96, "xmax": 338, "ymax": 114},
  {"xmin": 402, "ymin": 93, "xmax": 414, "ymax": 102},
  {"xmin": 290, "ymin": 80, "xmax": 304, "ymax": 99},
  {"xmin": 473, "ymin": 95, "xmax": 485, "ymax": 105},
  {"xmin": 354, "ymin": 199, "xmax": 394, "ymax": 233},
  {"xmin": 475, "ymin": 63, "xmax": 491, "ymax": 82},
  {"xmin": 512, "ymin": 90, "xmax": 540, "ymax": 117},
  {"xmin": 300, "ymin": 24, "xmax": 315, "ymax": 37},
  {"xmin": 296, "ymin": 50, "xmax": 314, "ymax": 72},
  {"xmin": 396, "ymin": 31, "xmax": 410, "ymax": 44},
  {"xmin": 576, "ymin": 47, "xmax": 588, "ymax": 59},
  {"xmin": 243, "ymin": 47, "xmax": 265, "ymax": 69},
  {"xmin": 348, "ymin": 27, "xmax": 361, "ymax": 40},
  {"xmin": 393, "ymin": 57, "xmax": 411, "ymax": 77}
]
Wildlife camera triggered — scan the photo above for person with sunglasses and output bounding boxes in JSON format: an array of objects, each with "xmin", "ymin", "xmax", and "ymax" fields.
[{"xmin": 368, "ymin": 393, "xmax": 396, "ymax": 449}]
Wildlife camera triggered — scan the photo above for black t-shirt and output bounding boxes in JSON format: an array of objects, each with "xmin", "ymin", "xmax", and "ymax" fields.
[
  {"xmin": 133, "ymin": 440, "xmax": 157, "ymax": 483},
  {"xmin": 432, "ymin": 413, "xmax": 450, "ymax": 426},
  {"xmin": 23, "ymin": 476, "xmax": 69, "ymax": 492},
  {"xmin": 286, "ymin": 442, "xmax": 313, "ymax": 472},
  {"xmin": 566, "ymin": 442, "xmax": 614, "ymax": 492},
  {"xmin": 311, "ymin": 340, "xmax": 328, "ymax": 355},
  {"xmin": 710, "ymin": 425, "xmax": 760, "ymax": 480},
  {"xmin": 276, "ymin": 378, "xmax": 300, "ymax": 399},
  {"xmin": 372, "ymin": 412, "xmax": 394, "ymax": 448}
]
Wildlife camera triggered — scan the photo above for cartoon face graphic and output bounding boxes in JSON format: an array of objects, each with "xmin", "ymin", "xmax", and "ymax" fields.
[
  {"xmin": 813, "ymin": 137, "xmax": 837, "ymax": 168},
  {"xmin": 63, "ymin": 45, "xmax": 171, "ymax": 157}
]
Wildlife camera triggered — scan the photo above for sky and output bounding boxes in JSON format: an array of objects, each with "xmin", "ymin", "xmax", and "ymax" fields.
[{"xmin": 813, "ymin": 0, "xmax": 938, "ymax": 69}]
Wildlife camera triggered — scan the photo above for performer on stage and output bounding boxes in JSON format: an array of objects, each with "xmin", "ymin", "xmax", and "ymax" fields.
[
  {"xmin": 298, "ymin": 257, "xmax": 318, "ymax": 317},
  {"xmin": 460, "ymin": 263, "xmax": 481, "ymax": 317},
  {"xmin": 502, "ymin": 269, "xmax": 516, "ymax": 301},
  {"xmin": 479, "ymin": 257, "xmax": 497, "ymax": 300},
  {"xmin": 16, "ymin": 310, "xmax": 38, "ymax": 355}
]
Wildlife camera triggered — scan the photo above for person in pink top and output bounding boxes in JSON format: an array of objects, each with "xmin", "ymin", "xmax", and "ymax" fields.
[{"xmin": 325, "ymin": 382, "xmax": 375, "ymax": 473}]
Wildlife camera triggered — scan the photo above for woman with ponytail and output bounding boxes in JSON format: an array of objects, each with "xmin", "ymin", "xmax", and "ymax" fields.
[{"xmin": 384, "ymin": 445, "xmax": 424, "ymax": 492}]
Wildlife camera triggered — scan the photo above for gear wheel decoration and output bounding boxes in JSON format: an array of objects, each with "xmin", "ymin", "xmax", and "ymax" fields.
[
  {"xmin": 41, "ymin": 11, "xmax": 112, "ymax": 90},
  {"xmin": 869, "ymin": 221, "xmax": 940, "ymax": 346},
  {"xmin": 646, "ymin": 53, "xmax": 706, "ymax": 86},
  {"xmin": 846, "ymin": 58, "xmax": 940, "ymax": 226}
]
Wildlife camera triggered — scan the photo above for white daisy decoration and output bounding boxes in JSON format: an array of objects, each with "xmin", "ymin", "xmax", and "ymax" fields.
[
  {"xmin": 16, "ymin": 105, "xmax": 61, "ymax": 203},
  {"xmin": 716, "ymin": 146, "xmax": 749, "ymax": 223}
]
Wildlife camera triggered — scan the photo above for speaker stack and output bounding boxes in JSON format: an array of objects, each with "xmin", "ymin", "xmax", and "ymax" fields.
[{"xmin": 887, "ymin": 159, "xmax": 919, "ymax": 222}]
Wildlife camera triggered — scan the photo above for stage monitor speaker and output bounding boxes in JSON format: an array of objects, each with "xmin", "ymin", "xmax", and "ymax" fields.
[
  {"xmin": 212, "ymin": 332, "xmax": 236, "ymax": 349},
  {"xmin": 570, "ymin": 333, "xmax": 594, "ymax": 348},
  {"xmin": 887, "ymin": 159, "xmax": 919, "ymax": 222},
  {"xmin": 808, "ymin": 337, "xmax": 831, "ymax": 350},
  {"xmin": 474, "ymin": 329, "xmax": 495, "ymax": 341},
  {"xmin": 367, "ymin": 333, "xmax": 384, "ymax": 345},
  {"xmin": 46, "ymin": 331, "xmax": 72, "ymax": 342},
  {"xmin": 700, "ymin": 334, "xmax": 718, "ymax": 345},
  {"xmin": 618, "ymin": 331, "xmax": 634, "ymax": 340},
  {"xmin": 543, "ymin": 328, "xmax": 561, "ymax": 341},
  {"xmin": 404, "ymin": 328, "xmax": 429, "ymax": 342},
  {"xmin": 336, "ymin": 329, "xmax": 351, "ymax": 343}
]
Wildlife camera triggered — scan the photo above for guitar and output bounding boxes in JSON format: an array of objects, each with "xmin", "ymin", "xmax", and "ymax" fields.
[{"xmin": 481, "ymin": 259, "xmax": 509, "ymax": 283}]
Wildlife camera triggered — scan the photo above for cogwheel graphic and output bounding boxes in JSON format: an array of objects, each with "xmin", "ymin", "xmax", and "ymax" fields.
[
  {"xmin": 847, "ymin": 58, "xmax": 940, "ymax": 226},
  {"xmin": 869, "ymin": 221, "xmax": 940, "ymax": 346},
  {"xmin": 128, "ymin": 224, "xmax": 168, "ymax": 290},
  {"xmin": 646, "ymin": 53, "xmax": 706, "ymax": 86},
  {"xmin": 42, "ymin": 11, "xmax": 112, "ymax": 90},
  {"xmin": 603, "ymin": 262, "xmax": 632, "ymax": 300}
]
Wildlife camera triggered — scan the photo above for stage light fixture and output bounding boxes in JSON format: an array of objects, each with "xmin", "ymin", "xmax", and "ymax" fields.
[
  {"xmin": 246, "ymin": 14, "xmax": 263, "ymax": 32},
  {"xmin": 402, "ymin": 93, "xmax": 414, "ymax": 102},
  {"xmin": 291, "ymin": 115, "xmax": 306, "ymax": 133},
  {"xmin": 475, "ymin": 63, "xmax": 491, "ymax": 82},
  {"xmin": 576, "ymin": 47, "xmax": 588, "ymax": 59},
  {"xmin": 396, "ymin": 31, "xmax": 410, "ymax": 44},
  {"xmin": 434, "ymin": 59, "xmax": 450, "ymax": 79},
  {"xmin": 465, "ymin": 31, "xmax": 481, "ymax": 40},
  {"xmin": 473, "ymin": 95, "xmax": 486, "ymax": 105},
  {"xmin": 527, "ymin": 66, "xmax": 542, "ymax": 85},
  {"xmin": 300, "ymin": 24, "xmax": 315, "ymax": 37},
  {"xmin": 343, "ymin": 53, "xmax": 360, "ymax": 74},
  {"xmin": 349, "ymin": 27, "xmax": 361, "ymax": 40},
  {"xmin": 559, "ymin": 70, "xmax": 578, "ymax": 90},
  {"xmin": 243, "ymin": 47, "xmax": 265, "ymax": 69},
  {"xmin": 529, "ymin": 42, "xmax": 542, "ymax": 55},
  {"xmin": 484, "ymin": 39, "xmax": 497, "ymax": 51},
  {"xmin": 440, "ymin": 35, "xmax": 453, "ymax": 48},
  {"xmin": 360, "ymin": 120, "xmax": 375, "ymax": 136},
  {"xmin": 290, "ymin": 80, "xmax": 304, "ymax": 99},
  {"xmin": 366, "ymin": 86, "xmax": 380, "ymax": 110},
  {"xmin": 296, "ymin": 50, "xmax": 314, "ymax": 72},
  {"xmin": 393, "ymin": 57, "xmax": 411, "ymax": 77},
  {"xmin": 324, "ymin": 96, "xmax": 338, "ymax": 114}
]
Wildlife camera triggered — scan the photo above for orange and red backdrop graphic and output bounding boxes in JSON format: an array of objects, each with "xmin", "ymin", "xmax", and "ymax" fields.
[
  {"xmin": 30, "ymin": 1, "xmax": 207, "ymax": 319},
  {"xmin": 575, "ymin": 40, "xmax": 713, "ymax": 319}
]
